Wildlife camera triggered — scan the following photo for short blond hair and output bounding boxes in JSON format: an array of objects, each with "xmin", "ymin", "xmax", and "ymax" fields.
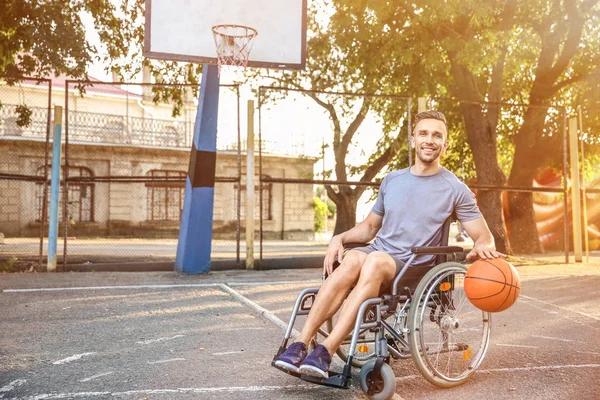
[{"xmin": 413, "ymin": 110, "xmax": 447, "ymax": 132}]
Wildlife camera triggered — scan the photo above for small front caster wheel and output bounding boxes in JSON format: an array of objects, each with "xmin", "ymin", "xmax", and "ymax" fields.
[{"xmin": 359, "ymin": 359, "xmax": 396, "ymax": 400}]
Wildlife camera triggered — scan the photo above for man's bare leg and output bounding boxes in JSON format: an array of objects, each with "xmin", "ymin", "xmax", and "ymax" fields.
[
  {"xmin": 320, "ymin": 252, "xmax": 397, "ymax": 354},
  {"xmin": 295, "ymin": 250, "xmax": 367, "ymax": 346}
]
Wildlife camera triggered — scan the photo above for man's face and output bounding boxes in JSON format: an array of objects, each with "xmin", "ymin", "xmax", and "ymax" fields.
[{"xmin": 411, "ymin": 118, "xmax": 448, "ymax": 164}]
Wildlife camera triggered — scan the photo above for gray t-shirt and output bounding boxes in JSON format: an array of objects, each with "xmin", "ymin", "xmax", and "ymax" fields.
[{"xmin": 371, "ymin": 167, "xmax": 481, "ymax": 266}]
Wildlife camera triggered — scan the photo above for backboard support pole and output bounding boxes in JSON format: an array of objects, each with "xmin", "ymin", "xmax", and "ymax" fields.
[{"xmin": 175, "ymin": 64, "xmax": 220, "ymax": 274}]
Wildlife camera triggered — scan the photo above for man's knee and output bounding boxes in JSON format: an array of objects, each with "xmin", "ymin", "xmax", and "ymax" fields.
[
  {"xmin": 334, "ymin": 250, "xmax": 365, "ymax": 274},
  {"xmin": 360, "ymin": 252, "xmax": 396, "ymax": 281}
]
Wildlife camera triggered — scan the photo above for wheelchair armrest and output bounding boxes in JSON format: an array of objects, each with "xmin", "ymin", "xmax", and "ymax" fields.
[
  {"xmin": 343, "ymin": 242, "xmax": 370, "ymax": 250},
  {"xmin": 410, "ymin": 246, "xmax": 464, "ymax": 255}
]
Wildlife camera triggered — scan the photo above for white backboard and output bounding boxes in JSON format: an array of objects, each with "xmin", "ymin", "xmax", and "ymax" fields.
[{"xmin": 144, "ymin": 0, "xmax": 307, "ymax": 69}]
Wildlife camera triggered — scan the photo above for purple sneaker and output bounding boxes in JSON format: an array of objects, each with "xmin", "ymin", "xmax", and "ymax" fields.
[
  {"xmin": 299, "ymin": 344, "xmax": 331, "ymax": 378},
  {"xmin": 274, "ymin": 342, "xmax": 308, "ymax": 373}
]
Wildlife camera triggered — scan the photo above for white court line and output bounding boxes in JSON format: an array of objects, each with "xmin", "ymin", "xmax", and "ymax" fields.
[
  {"xmin": 577, "ymin": 350, "xmax": 600, "ymax": 356},
  {"xmin": 147, "ymin": 358, "xmax": 186, "ymax": 365},
  {"xmin": 228, "ymin": 280, "xmax": 321, "ymax": 287},
  {"xmin": 1, "ymin": 280, "xmax": 320, "ymax": 294},
  {"xmin": 520, "ymin": 295, "xmax": 600, "ymax": 320},
  {"xmin": 531, "ymin": 335, "xmax": 583, "ymax": 343},
  {"xmin": 217, "ymin": 284, "xmax": 346, "ymax": 370},
  {"xmin": 396, "ymin": 363, "xmax": 600, "ymax": 382},
  {"xmin": 137, "ymin": 334, "xmax": 185, "ymax": 345},
  {"xmin": 1, "ymin": 284, "xmax": 221, "ymax": 293},
  {"xmin": 78, "ymin": 372, "xmax": 114, "ymax": 383},
  {"xmin": 496, "ymin": 343, "xmax": 539, "ymax": 349},
  {"xmin": 212, "ymin": 350, "xmax": 245, "ymax": 356},
  {"xmin": 223, "ymin": 326, "xmax": 268, "ymax": 332},
  {"xmin": 52, "ymin": 353, "xmax": 96, "ymax": 365},
  {"xmin": 13, "ymin": 384, "xmax": 327, "ymax": 399},
  {"xmin": 0, "ymin": 379, "xmax": 26, "ymax": 394},
  {"xmin": 217, "ymin": 284, "xmax": 301, "ymax": 338}
]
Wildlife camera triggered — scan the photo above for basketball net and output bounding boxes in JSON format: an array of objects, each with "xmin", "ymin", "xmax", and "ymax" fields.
[{"xmin": 212, "ymin": 24, "xmax": 257, "ymax": 75}]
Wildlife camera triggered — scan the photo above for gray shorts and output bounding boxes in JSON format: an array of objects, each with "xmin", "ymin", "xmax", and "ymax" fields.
[{"xmin": 348, "ymin": 244, "xmax": 405, "ymax": 275}]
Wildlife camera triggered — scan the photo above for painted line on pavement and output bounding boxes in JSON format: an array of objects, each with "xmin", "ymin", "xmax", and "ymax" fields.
[
  {"xmin": 212, "ymin": 350, "xmax": 245, "ymax": 356},
  {"xmin": 0, "ymin": 380, "xmax": 26, "ymax": 397},
  {"xmin": 2, "ymin": 284, "xmax": 221, "ymax": 293},
  {"xmin": 78, "ymin": 372, "xmax": 114, "ymax": 383},
  {"xmin": 52, "ymin": 353, "xmax": 96, "ymax": 365},
  {"xmin": 496, "ymin": 343, "xmax": 539, "ymax": 349},
  {"xmin": 217, "ymin": 284, "xmax": 301, "ymax": 338},
  {"xmin": 11, "ymin": 384, "xmax": 328, "ymax": 399},
  {"xmin": 531, "ymin": 334, "xmax": 583, "ymax": 343},
  {"xmin": 1, "ymin": 281, "xmax": 320, "ymax": 293},
  {"xmin": 520, "ymin": 295, "xmax": 600, "ymax": 320},
  {"xmin": 137, "ymin": 335, "xmax": 185, "ymax": 345},
  {"xmin": 223, "ymin": 326, "xmax": 268, "ymax": 332},
  {"xmin": 228, "ymin": 280, "xmax": 321, "ymax": 287},
  {"xmin": 147, "ymin": 358, "xmax": 186, "ymax": 365},
  {"xmin": 396, "ymin": 363, "xmax": 600, "ymax": 382}
]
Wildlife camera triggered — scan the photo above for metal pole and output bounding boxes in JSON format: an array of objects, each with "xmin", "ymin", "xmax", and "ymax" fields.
[
  {"xmin": 578, "ymin": 107, "xmax": 589, "ymax": 263},
  {"xmin": 562, "ymin": 109, "xmax": 569, "ymax": 264},
  {"xmin": 47, "ymin": 106, "xmax": 63, "ymax": 272},
  {"xmin": 236, "ymin": 85, "xmax": 241, "ymax": 267},
  {"xmin": 246, "ymin": 100, "xmax": 255, "ymax": 270},
  {"xmin": 258, "ymin": 90, "xmax": 263, "ymax": 263},
  {"xmin": 63, "ymin": 82, "xmax": 70, "ymax": 271},
  {"xmin": 39, "ymin": 79, "xmax": 52, "ymax": 271},
  {"xmin": 568, "ymin": 117, "xmax": 582, "ymax": 262}
]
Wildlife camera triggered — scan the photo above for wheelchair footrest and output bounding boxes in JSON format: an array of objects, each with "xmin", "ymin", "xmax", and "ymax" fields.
[{"xmin": 300, "ymin": 371, "xmax": 351, "ymax": 389}]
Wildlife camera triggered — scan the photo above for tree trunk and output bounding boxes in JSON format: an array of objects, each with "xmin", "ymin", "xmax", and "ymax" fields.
[
  {"xmin": 460, "ymin": 103, "xmax": 513, "ymax": 254},
  {"xmin": 330, "ymin": 187, "xmax": 359, "ymax": 236},
  {"xmin": 507, "ymin": 107, "xmax": 552, "ymax": 254}
]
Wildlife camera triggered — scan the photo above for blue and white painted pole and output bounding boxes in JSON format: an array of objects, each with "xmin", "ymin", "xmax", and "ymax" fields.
[
  {"xmin": 175, "ymin": 65, "xmax": 220, "ymax": 274},
  {"xmin": 47, "ymin": 106, "xmax": 63, "ymax": 272}
]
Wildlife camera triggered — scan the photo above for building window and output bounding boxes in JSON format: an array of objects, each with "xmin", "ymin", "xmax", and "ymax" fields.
[
  {"xmin": 145, "ymin": 170, "xmax": 185, "ymax": 221},
  {"xmin": 235, "ymin": 175, "xmax": 272, "ymax": 220},
  {"xmin": 36, "ymin": 166, "xmax": 94, "ymax": 222}
]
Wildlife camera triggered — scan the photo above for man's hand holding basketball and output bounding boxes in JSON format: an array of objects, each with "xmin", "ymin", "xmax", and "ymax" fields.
[
  {"xmin": 323, "ymin": 234, "xmax": 345, "ymax": 278},
  {"xmin": 466, "ymin": 243, "xmax": 506, "ymax": 260}
]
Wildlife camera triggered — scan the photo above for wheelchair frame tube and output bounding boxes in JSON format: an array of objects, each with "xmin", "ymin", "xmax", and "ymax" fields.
[
  {"xmin": 282, "ymin": 287, "xmax": 320, "ymax": 343},
  {"xmin": 346, "ymin": 297, "xmax": 385, "ymax": 363},
  {"xmin": 392, "ymin": 254, "xmax": 417, "ymax": 296}
]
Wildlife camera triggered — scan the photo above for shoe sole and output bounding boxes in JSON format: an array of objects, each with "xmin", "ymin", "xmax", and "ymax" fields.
[
  {"xmin": 299, "ymin": 364, "xmax": 328, "ymax": 379},
  {"xmin": 274, "ymin": 360, "xmax": 300, "ymax": 373}
]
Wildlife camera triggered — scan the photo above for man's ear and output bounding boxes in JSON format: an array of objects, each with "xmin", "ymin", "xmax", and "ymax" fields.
[{"xmin": 410, "ymin": 135, "xmax": 415, "ymax": 149}]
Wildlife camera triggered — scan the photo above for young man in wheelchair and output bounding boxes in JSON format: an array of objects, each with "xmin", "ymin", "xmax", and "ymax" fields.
[{"xmin": 275, "ymin": 110, "xmax": 506, "ymax": 379}]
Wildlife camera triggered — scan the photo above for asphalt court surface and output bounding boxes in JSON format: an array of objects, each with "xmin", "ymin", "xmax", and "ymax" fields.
[{"xmin": 1, "ymin": 264, "xmax": 599, "ymax": 400}]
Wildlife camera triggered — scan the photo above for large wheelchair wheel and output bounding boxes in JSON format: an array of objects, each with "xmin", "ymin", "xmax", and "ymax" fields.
[{"xmin": 408, "ymin": 262, "xmax": 491, "ymax": 388}]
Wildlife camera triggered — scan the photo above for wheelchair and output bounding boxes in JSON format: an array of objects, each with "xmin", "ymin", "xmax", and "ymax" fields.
[{"xmin": 271, "ymin": 217, "xmax": 492, "ymax": 400}]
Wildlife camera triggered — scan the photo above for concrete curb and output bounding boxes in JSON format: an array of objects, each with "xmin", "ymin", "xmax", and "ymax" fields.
[{"xmin": 66, "ymin": 256, "xmax": 325, "ymax": 272}]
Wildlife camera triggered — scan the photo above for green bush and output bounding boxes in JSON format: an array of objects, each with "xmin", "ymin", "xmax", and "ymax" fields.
[{"xmin": 313, "ymin": 197, "xmax": 328, "ymax": 233}]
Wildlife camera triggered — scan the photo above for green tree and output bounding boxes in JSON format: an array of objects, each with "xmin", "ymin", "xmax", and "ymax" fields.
[
  {"xmin": 0, "ymin": 0, "xmax": 201, "ymax": 115},
  {"xmin": 249, "ymin": 2, "xmax": 421, "ymax": 235},
  {"xmin": 313, "ymin": 197, "xmax": 329, "ymax": 232},
  {"xmin": 338, "ymin": 0, "xmax": 600, "ymax": 253}
]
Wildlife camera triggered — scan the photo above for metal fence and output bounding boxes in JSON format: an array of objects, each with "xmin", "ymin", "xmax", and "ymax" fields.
[
  {"xmin": 0, "ymin": 77, "xmax": 52, "ymax": 270},
  {"xmin": 257, "ymin": 86, "xmax": 412, "ymax": 265},
  {"xmin": 429, "ymin": 97, "xmax": 570, "ymax": 260},
  {"xmin": 0, "ymin": 79, "xmax": 242, "ymax": 271},
  {"xmin": 1, "ymin": 77, "xmax": 596, "ymax": 271},
  {"xmin": 578, "ymin": 105, "xmax": 600, "ymax": 258}
]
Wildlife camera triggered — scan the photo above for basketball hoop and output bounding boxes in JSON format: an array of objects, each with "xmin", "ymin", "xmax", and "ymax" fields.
[{"xmin": 212, "ymin": 24, "xmax": 258, "ymax": 75}]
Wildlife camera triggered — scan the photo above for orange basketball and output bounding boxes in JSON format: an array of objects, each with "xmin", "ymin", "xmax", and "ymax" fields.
[{"xmin": 464, "ymin": 258, "xmax": 520, "ymax": 312}]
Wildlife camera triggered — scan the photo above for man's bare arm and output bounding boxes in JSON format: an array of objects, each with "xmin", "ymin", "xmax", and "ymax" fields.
[
  {"xmin": 461, "ymin": 217, "xmax": 507, "ymax": 260},
  {"xmin": 323, "ymin": 211, "xmax": 383, "ymax": 276}
]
